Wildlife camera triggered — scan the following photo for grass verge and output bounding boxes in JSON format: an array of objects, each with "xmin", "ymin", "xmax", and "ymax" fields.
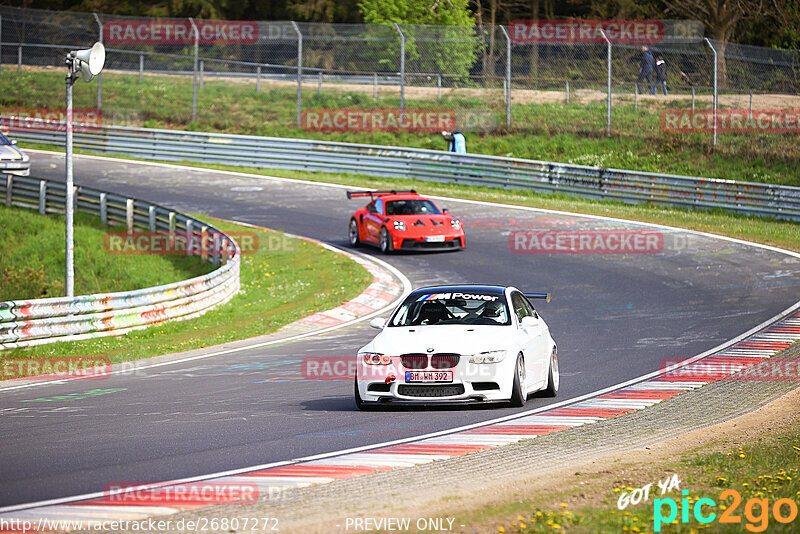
[
  {"xmin": 464, "ymin": 416, "xmax": 800, "ymax": 533},
  {"xmin": 0, "ymin": 204, "xmax": 214, "ymax": 301},
  {"xmin": 0, "ymin": 213, "xmax": 373, "ymax": 367},
  {"xmin": 3, "ymin": 68, "xmax": 798, "ymax": 186}
]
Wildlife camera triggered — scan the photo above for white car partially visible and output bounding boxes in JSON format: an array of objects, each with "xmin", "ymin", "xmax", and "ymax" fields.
[
  {"xmin": 355, "ymin": 285, "xmax": 558, "ymax": 409},
  {"xmin": 0, "ymin": 132, "xmax": 30, "ymax": 177}
]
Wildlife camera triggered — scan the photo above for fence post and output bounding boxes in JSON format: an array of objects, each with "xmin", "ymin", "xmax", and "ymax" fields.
[
  {"xmin": 148, "ymin": 205, "xmax": 156, "ymax": 232},
  {"xmin": 704, "ymin": 38, "xmax": 718, "ymax": 147},
  {"xmin": 499, "ymin": 24, "xmax": 512, "ymax": 129},
  {"xmin": 99, "ymin": 192, "xmax": 107, "ymax": 225},
  {"xmin": 257, "ymin": 66, "xmax": 261, "ymax": 92},
  {"xmin": 394, "ymin": 23, "xmax": 405, "ymax": 114},
  {"xmin": 566, "ymin": 80, "xmax": 570, "ymax": 105},
  {"xmin": 4, "ymin": 175, "xmax": 11, "ymax": 207},
  {"xmin": 199, "ymin": 60, "xmax": 204, "ymax": 88},
  {"xmin": 93, "ymin": 13, "xmax": 103, "ymax": 111},
  {"xmin": 38, "ymin": 180, "xmax": 47, "ymax": 214},
  {"xmin": 138, "ymin": 54, "xmax": 143, "ymax": 82},
  {"xmin": 168, "ymin": 211, "xmax": 176, "ymax": 249},
  {"xmin": 200, "ymin": 225, "xmax": 208, "ymax": 262},
  {"xmin": 373, "ymin": 72, "xmax": 378, "ymax": 100},
  {"xmin": 290, "ymin": 21, "xmax": 303, "ymax": 128},
  {"xmin": 318, "ymin": 70, "xmax": 322, "ymax": 95},
  {"xmin": 437, "ymin": 73, "xmax": 441, "ymax": 99},
  {"xmin": 601, "ymin": 30, "xmax": 612, "ymax": 135},
  {"xmin": 634, "ymin": 83, "xmax": 638, "ymax": 110},
  {"xmin": 186, "ymin": 219, "xmax": 194, "ymax": 256},
  {"xmin": 126, "ymin": 198, "xmax": 134, "ymax": 234},
  {"xmin": 18, "ymin": 44, "xmax": 22, "ymax": 72},
  {"xmin": 189, "ymin": 17, "xmax": 199, "ymax": 123},
  {"xmin": 691, "ymin": 87, "xmax": 695, "ymax": 112}
]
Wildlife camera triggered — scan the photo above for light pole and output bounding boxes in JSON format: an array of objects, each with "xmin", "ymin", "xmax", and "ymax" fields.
[{"xmin": 64, "ymin": 42, "xmax": 105, "ymax": 297}]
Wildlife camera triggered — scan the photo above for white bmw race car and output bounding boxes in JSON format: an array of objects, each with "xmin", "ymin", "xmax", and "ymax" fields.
[{"xmin": 355, "ymin": 285, "xmax": 558, "ymax": 408}]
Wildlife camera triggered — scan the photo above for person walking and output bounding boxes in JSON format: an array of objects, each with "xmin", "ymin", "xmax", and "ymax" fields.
[
  {"xmin": 655, "ymin": 55, "xmax": 668, "ymax": 96},
  {"xmin": 637, "ymin": 45, "xmax": 656, "ymax": 95}
]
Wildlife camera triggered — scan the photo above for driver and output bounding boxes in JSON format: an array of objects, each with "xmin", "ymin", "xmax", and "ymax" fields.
[{"xmin": 479, "ymin": 301, "xmax": 504, "ymax": 323}]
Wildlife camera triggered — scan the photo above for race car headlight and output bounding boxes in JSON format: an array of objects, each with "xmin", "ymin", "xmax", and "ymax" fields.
[
  {"xmin": 360, "ymin": 352, "xmax": 392, "ymax": 365},
  {"xmin": 393, "ymin": 220, "xmax": 406, "ymax": 231},
  {"xmin": 469, "ymin": 350, "xmax": 507, "ymax": 364},
  {"xmin": 450, "ymin": 219, "xmax": 462, "ymax": 230}
]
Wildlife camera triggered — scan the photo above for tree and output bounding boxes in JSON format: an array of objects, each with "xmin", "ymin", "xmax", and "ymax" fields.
[
  {"xmin": 358, "ymin": 0, "xmax": 479, "ymax": 77},
  {"xmin": 662, "ymin": 0, "xmax": 768, "ymax": 86}
]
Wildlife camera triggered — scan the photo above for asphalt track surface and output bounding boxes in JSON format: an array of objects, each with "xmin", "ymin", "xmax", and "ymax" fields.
[{"xmin": 2, "ymin": 152, "xmax": 799, "ymax": 508}]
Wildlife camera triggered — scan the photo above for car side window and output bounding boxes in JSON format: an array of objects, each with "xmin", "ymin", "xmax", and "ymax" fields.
[
  {"xmin": 375, "ymin": 198, "xmax": 384, "ymax": 216},
  {"xmin": 522, "ymin": 297, "xmax": 538, "ymax": 318},
  {"xmin": 367, "ymin": 201, "xmax": 377, "ymax": 214},
  {"xmin": 511, "ymin": 292, "xmax": 530, "ymax": 323}
]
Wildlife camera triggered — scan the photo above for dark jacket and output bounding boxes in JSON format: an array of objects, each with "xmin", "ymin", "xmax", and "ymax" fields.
[
  {"xmin": 655, "ymin": 58, "xmax": 667, "ymax": 82},
  {"xmin": 640, "ymin": 50, "xmax": 655, "ymax": 73}
]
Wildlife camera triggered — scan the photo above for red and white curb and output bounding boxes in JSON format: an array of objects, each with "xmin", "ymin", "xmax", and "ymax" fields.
[{"xmin": 2, "ymin": 310, "xmax": 797, "ymax": 531}]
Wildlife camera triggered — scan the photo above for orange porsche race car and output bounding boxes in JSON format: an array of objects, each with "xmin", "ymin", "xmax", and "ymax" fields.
[{"xmin": 347, "ymin": 190, "xmax": 465, "ymax": 253}]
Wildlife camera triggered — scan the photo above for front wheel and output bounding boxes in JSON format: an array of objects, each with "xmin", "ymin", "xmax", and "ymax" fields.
[
  {"xmin": 379, "ymin": 227, "xmax": 393, "ymax": 254},
  {"xmin": 348, "ymin": 219, "xmax": 361, "ymax": 247},
  {"xmin": 542, "ymin": 348, "xmax": 559, "ymax": 397},
  {"xmin": 354, "ymin": 377, "xmax": 370, "ymax": 411},
  {"xmin": 509, "ymin": 353, "xmax": 527, "ymax": 407}
]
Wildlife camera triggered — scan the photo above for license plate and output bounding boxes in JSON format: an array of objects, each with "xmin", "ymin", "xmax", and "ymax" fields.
[
  {"xmin": 425, "ymin": 235, "xmax": 445, "ymax": 242},
  {"xmin": 405, "ymin": 371, "xmax": 453, "ymax": 382}
]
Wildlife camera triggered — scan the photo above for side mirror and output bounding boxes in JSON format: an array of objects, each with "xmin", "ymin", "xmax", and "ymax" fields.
[
  {"xmin": 442, "ymin": 208, "xmax": 450, "ymax": 214},
  {"xmin": 369, "ymin": 317, "xmax": 386, "ymax": 329},
  {"xmin": 520, "ymin": 315, "xmax": 539, "ymax": 328},
  {"xmin": 11, "ymin": 140, "xmax": 18, "ymax": 145}
]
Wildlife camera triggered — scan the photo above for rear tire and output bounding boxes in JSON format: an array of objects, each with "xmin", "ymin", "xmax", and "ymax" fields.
[
  {"xmin": 542, "ymin": 348, "xmax": 559, "ymax": 397},
  {"xmin": 348, "ymin": 219, "xmax": 361, "ymax": 248},
  {"xmin": 379, "ymin": 227, "xmax": 393, "ymax": 254},
  {"xmin": 509, "ymin": 353, "xmax": 527, "ymax": 407}
]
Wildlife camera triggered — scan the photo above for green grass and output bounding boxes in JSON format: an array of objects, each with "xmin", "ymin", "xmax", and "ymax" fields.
[
  {"xmin": 0, "ymin": 205, "xmax": 214, "ymax": 301},
  {"xmin": 3, "ymin": 68, "xmax": 798, "ymax": 186},
  {"xmin": 458, "ymin": 424, "xmax": 800, "ymax": 533},
  {"xmin": 0, "ymin": 212, "xmax": 373, "ymax": 366}
]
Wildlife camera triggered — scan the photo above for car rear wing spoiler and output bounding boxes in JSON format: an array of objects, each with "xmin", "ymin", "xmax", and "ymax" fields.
[
  {"xmin": 346, "ymin": 190, "xmax": 417, "ymax": 199},
  {"xmin": 524, "ymin": 292, "xmax": 551, "ymax": 303}
]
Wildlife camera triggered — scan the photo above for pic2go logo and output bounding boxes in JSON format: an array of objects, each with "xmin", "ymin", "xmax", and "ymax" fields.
[{"xmin": 654, "ymin": 489, "xmax": 798, "ymax": 532}]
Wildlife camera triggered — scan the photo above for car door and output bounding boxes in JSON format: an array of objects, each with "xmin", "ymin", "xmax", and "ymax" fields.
[
  {"xmin": 511, "ymin": 291, "xmax": 547, "ymax": 386},
  {"xmin": 362, "ymin": 199, "xmax": 383, "ymax": 243}
]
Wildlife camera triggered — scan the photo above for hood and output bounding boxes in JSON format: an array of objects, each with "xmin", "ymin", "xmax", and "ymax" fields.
[
  {"xmin": 366, "ymin": 324, "xmax": 512, "ymax": 355},
  {"xmin": 0, "ymin": 144, "xmax": 27, "ymax": 162}
]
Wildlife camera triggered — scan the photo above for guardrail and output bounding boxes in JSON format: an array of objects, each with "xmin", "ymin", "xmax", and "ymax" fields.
[
  {"xmin": 0, "ymin": 174, "xmax": 240, "ymax": 350},
  {"xmin": 5, "ymin": 121, "xmax": 800, "ymax": 221}
]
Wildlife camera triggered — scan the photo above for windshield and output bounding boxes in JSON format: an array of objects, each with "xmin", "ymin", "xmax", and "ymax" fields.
[
  {"xmin": 0, "ymin": 132, "xmax": 11, "ymax": 145},
  {"xmin": 389, "ymin": 291, "xmax": 510, "ymax": 326},
  {"xmin": 385, "ymin": 199, "xmax": 440, "ymax": 216}
]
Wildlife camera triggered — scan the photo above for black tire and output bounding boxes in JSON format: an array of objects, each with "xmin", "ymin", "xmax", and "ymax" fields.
[
  {"xmin": 348, "ymin": 219, "xmax": 361, "ymax": 248},
  {"xmin": 379, "ymin": 227, "xmax": 393, "ymax": 254},
  {"xmin": 509, "ymin": 353, "xmax": 527, "ymax": 407},
  {"xmin": 542, "ymin": 348, "xmax": 559, "ymax": 397},
  {"xmin": 354, "ymin": 377, "xmax": 369, "ymax": 410}
]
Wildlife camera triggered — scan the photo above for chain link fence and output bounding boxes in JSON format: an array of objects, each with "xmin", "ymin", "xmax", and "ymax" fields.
[{"xmin": 1, "ymin": 5, "xmax": 799, "ymax": 145}]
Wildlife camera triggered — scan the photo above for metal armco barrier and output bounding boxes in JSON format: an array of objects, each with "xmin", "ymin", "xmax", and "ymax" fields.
[
  {"xmin": 5, "ymin": 121, "xmax": 800, "ymax": 221},
  {"xmin": 0, "ymin": 174, "xmax": 241, "ymax": 350}
]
